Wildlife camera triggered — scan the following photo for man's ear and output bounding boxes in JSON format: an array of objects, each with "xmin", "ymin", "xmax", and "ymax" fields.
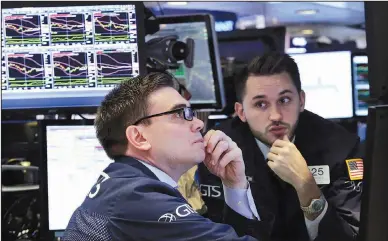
[
  {"xmin": 125, "ymin": 125, "xmax": 151, "ymax": 151},
  {"xmin": 299, "ymin": 90, "xmax": 306, "ymax": 112},
  {"xmin": 234, "ymin": 102, "xmax": 247, "ymax": 122}
]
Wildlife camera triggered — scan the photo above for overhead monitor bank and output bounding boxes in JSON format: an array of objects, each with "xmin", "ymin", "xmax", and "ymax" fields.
[{"xmin": 1, "ymin": 2, "xmax": 146, "ymax": 112}]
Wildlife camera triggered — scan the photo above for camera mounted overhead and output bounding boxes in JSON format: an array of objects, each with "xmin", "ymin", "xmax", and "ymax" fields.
[
  {"xmin": 144, "ymin": 7, "xmax": 195, "ymax": 72},
  {"xmin": 146, "ymin": 35, "xmax": 195, "ymax": 71}
]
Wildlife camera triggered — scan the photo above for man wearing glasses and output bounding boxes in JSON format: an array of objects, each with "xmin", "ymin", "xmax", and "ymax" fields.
[{"xmin": 63, "ymin": 72, "xmax": 261, "ymax": 241}]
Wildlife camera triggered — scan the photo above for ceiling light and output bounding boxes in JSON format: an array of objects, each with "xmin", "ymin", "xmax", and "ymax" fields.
[
  {"xmin": 167, "ymin": 2, "xmax": 188, "ymax": 6},
  {"xmin": 296, "ymin": 9, "xmax": 318, "ymax": 15},
  {"xmin": 301, "ymin": 29, "xmax": 314, "ymax": 35}
]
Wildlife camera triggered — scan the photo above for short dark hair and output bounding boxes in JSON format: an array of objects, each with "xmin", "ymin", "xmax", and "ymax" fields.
[
  {"xmin": 95, "ymin": 72, "xmax": 179, "ymax": 159},
  {"xmin": 234, "ymin": 52, "xmax": 301, "ymax": 102}
]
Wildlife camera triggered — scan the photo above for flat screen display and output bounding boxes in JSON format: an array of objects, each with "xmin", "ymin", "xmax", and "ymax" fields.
[
  {"xmin": 1, "ymin": 3, "xmax": 143, "ymax": 110},
  {"xmin": 291, "ymin": 51, "xmax": 354, "ymax": 119}
]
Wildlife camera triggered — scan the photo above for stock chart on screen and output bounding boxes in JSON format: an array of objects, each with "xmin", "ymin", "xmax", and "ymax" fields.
[{"xmin": 1, "ymin": 4, "xmax": 140, "ymax": 110}]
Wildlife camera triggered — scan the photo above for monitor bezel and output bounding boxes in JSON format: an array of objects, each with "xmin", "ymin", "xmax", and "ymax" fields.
[
  {"xmin": 1, "ymin": 1, "xmax": 146, "ymax": 116},
  {"xmin": 155, "ymin": 14, "xmax": 226, "ymax": 111},
  {"xmin": 38, "ymin": 119, "xmax": 96, "ymax": 240},
  {"xmin": 358, "ymin": 104, "xmax": 388, "ymax": 241},
  {"xmin": 217, "ymin": 26, "xmax": 287, "ymax": 58}
]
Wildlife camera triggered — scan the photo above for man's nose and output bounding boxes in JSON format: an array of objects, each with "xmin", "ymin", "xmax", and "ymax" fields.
[
  {"xmin": 269, "ymin": 106, "xmax": 283, "ymax": 122},
  {"xmin": 191, "ymin": 117, "xmax": 204, "ymax": 133}
]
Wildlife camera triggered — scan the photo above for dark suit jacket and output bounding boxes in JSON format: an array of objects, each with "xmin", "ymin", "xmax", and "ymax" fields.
[
  {"xmin": 63, "ymin": 156, "xmax": 260, "ymax": 241},
  {"xmin": 198, "ymin": 110, "xmax": 363, "ymax": 241}
]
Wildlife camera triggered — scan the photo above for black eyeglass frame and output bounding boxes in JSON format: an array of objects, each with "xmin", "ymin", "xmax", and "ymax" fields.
[{"xmin": 132, "ymin": 107, "xmax": 196, "ymax": 125}]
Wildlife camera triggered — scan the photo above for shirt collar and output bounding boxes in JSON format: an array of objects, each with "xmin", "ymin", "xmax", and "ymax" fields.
[
  {"xmin": 255, "ymin": 136, "xmax": 296, "ymax": 159},
  {"xmin": 137, "ymin": 160, "xmax": 178, "ymax": 188}
]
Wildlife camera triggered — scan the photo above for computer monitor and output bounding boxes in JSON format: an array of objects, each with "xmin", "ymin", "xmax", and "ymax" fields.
[
  {"xmin": 290, "ymin": 51, "xmax": 354, "ymax": 119},
  {"xmin": 352, "ymin": 54, "xmax": 369, "ymax": 117},
  {"xmin": 217, "ymin": 27, "xmax": 287, "ymax": 63},
  {"xmin": 39, "ymin": 120, "xmax": 113, "ymax": 239},
  {"xmin": 146, "ymin": 14, "xmax": 225, "ymax": 111},
  {"xmin": 1, "ymin": 1, "xmax": 146, "ymax": 114},
  {"xmin": 359, "ymin": 105, "xmax": 388, "ymax": 241}
]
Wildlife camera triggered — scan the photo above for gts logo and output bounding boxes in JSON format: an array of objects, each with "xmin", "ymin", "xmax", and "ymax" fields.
[{"xmin": 199, "ymin": 184, "xmax": 222, "ymax": 198}]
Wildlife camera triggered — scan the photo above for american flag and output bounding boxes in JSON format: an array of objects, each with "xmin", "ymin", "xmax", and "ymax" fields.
[{"xmin": 346, "ymin": 159, "xmax": 364, "ymax": 181}]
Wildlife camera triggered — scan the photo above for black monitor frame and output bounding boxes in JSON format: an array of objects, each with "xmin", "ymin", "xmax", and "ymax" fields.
[
  {"xmin": 154, "ymin": 14, "xmax": 226, "ymax": 111},
  {"xmin": 217, "ymin": 26, "xmax": 287, "ymax": 58},
  {"xmin": 365, "ymin": 2, "xmax": 388, "ymax": 103},
  {"xmin": 358, "ymin": 105, "xmax": 388, "ymax": 241},
  {"xmin": 38, "ymin": 119, "xmax": 95, "ymax": 240},
  {"xmin": 1, "ymin": 1, "xmax": 146, "ymax": 117}
]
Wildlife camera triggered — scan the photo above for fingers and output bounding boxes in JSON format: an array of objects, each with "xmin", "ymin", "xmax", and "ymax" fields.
[
  {"xmin": 210, "ymin": 147, "xmax": 241, "ymax": 177},
  {"xmin": 267, "ymin": 153, "xmax": 281, "ymax": 171},
  {"xmin": 203, "ymin": 130, "xmax": 243, "ymax": 178},
  {"xmin": 267, "ymin": 152, "xmax": 281, "ymax": 163},
  {"xmin": 203, "ymin": 129, "xmax": 216, "ymax": 147},
  {"xmin": 204, "ymin": 130, "xmax": 232, "ymax": 153},
  {"xmin": 272, "ymin": 139, "xmax": 289, "ymax": 147},
  {"xmin": 267, "ymin": 159, "xmax": 276, "ymax": 170},
  {"xmin": 210, "ymin": 141, "xmax": 229, "ymax": 165},
  {"xmin": 203, "ymin": 154, "xmax": 217, "ymax": 176},
  {"xmin": 269, "ymin": 146, "xmax": 284, "ymax": 155},
  {"xmin": 272, "ymin": 138, "xmax": 294, "ymax": 148},
  {"xmin": 219, "ymin": 147, "xmax": 242, "ymax": 169}
]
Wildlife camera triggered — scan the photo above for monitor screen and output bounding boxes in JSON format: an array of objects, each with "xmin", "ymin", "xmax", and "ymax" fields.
[
  {"xmin": 146, "ymin": 15, "xmax": 225, "ymax": 110},
  {"xmin": 45, "ymin": 124, "xmax": 112, "ymax": 231},
  {"xmin": 353, "ymin": 55, "xmax": 369, "ymax": 116},
  {"xmin": 291, "ymin": 51, "xmax": 354, "ymax": 119},
  {"xmin": 218, "ymin": 39, "xmax": 270, "ymax": 63},
  {"xmin": 1, "ymin": 3, "xmax": 145, "ymax": 111},
  {"xmin": 217, "ymin": 27, "xmax": 287, "ymax": 64}
]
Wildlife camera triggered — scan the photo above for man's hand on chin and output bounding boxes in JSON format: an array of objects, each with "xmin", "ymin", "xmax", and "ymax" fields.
[
  {"xmin": 267, "ymin": 135, "xmax": 323, "ymax": 220},
  {"xmin": 202, "ymin": 130, "xmax": 248, "ymax": 189}
]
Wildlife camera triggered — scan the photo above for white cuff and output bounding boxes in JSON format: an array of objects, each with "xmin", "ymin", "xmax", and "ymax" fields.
[
  {"xmin": 223, "ymin": 183, "xmax": 260, "ymax": 220},
  {"xmin": 304, "ymin": 199, "xmax": 328, "ymax": 240}
]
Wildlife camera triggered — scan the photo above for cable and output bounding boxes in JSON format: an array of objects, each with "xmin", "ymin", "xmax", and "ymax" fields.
[
  {"xmin": 157, "ymin": 2, "xmax": 165, "ymax": 16},
  {"xmin": 76, "ymin": 113, "xmax": 90, "ymax": 120},
  {"xmin": 2, "ymin": 193, "xmax": 33, "ymax": 221}
]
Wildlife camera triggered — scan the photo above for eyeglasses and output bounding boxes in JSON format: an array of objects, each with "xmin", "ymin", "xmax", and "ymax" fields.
[{"xmin": 132, "ymin": 107, "xmax": 197, "ymax": 125}]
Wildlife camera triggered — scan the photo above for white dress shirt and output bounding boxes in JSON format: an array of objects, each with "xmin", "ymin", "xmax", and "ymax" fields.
[
  {"xmin": 255, "ymin": 138, "xmax": 328, "ymax": 241},
  {"xmin": 138, "ymin": 160, "xmax": 260, "ymax": 220}
]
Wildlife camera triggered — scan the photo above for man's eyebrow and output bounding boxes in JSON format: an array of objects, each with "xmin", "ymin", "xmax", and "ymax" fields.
[
  {"xmin": 168, "ymin": 103, "xmax": 189, "ymax": 111},
  {"xmin": 252, "ymin": 94, "xmax": 266, "ymax": 100},
  {"xmin": 279, "ymin": 89, "xmax": 294, "ymax": 95},
  {"xmin": 251, "ymin": 89, "xmax": 294, "ymax": 100}
]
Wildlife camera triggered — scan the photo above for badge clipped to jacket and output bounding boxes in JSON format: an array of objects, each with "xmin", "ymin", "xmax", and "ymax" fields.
[{"xmin": 308, "ymin": 165, "xmax": 330, "ymax": 185}]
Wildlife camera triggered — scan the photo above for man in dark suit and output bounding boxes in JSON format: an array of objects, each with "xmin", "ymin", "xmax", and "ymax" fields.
[
  {"xmin": 198, "ymin": 53, "xmax": 363, "ymax": 241},
  {"xmin": 63, "ymin": 72, "xmax": 261, "ymax": 241}
]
